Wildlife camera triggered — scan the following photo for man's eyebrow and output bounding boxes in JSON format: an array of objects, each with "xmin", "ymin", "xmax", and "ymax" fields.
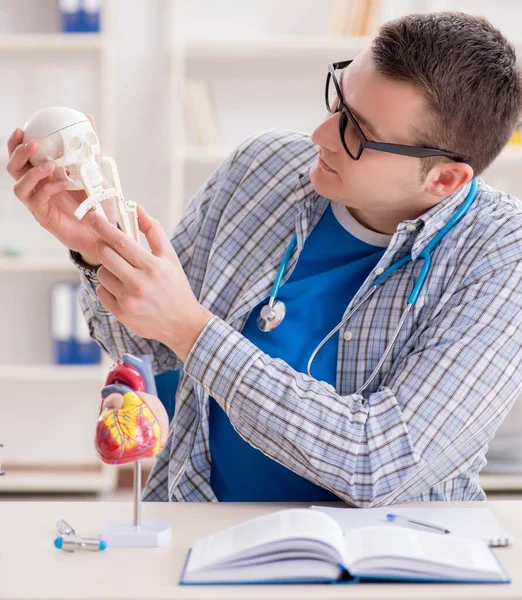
[{"xmin": 338, "ymin": 69, "xmax": 382, "ymax": 140}]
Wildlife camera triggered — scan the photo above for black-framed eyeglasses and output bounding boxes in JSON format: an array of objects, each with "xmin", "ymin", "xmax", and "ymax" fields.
[{"xmin": 326, "ymin": 60, "xmax": 471, "ymax": 164}]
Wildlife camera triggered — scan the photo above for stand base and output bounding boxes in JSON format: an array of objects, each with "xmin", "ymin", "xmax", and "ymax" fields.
[{"xmin": 101, "ymin": 519, "xmax": 171, "ymax": 547}]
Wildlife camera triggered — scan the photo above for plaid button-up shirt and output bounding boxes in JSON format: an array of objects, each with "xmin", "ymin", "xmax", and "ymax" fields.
[{"xmin": 76, "ymin": 129, "xmax": 522, "ymax": 506}]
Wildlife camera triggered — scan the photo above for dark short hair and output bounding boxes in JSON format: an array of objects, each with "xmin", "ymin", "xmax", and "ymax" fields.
[{"xmin": 371, "ymin": 12, "xmax": 522, "ymax": 177}]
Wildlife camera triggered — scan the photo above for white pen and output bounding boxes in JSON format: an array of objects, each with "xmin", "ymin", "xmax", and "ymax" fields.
[{"xmin": 386, "ymin": 513, "xmax": 450, "ymax": 535}]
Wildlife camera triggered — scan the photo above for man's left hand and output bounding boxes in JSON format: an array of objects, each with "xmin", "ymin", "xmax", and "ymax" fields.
[{"xmin": 89, "ymin": 205, "xmax": 213, "ymax": 362}]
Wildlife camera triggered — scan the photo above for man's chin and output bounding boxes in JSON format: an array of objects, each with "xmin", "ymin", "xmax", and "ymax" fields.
[{"xmin": 309, "ymin": 160, "xmax": 338, "ymax": 198}]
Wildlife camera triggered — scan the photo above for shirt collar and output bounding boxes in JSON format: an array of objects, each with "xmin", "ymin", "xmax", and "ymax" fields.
[
  {"xmin": 297, "ymin": 168, "xmax": 476, "ymax": 261},
  {"xmin": 406, "ymin": 179, "xmax": 475, "ymax": 261},
  {"xmin": 296, "ymin": 168, "xmax": 317, "ymax": 209}
]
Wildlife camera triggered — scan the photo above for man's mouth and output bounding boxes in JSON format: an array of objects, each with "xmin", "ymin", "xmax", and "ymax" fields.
[{"xmin": 318, "ymin": 155, "xmax": 337, "ymax": 173}]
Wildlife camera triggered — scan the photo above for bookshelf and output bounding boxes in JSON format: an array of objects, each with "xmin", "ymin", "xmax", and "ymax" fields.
[
  {"xmin": 1, "ymin": 0, "xmax": 520, "ymax": 495},
  {"xmin": 0, "ymin": 365, "xmax": 105, "ymax": 382},
  {"xmin": 0, "ymin": 257, "xmax": 76, "ymax": 272},
  {"xmin": 0, "ymin": 33, "xmax": 107, "ymax": 51},
  {"xmin": 480, "ymin": 474, "xmax": 522, "ymax": 493},
  {"xmin": 0, "ymin": 467, "xmax": 116, "ymax": 494},
  {"xmin": 167, "ymin": 1, "xmax": 382, "ymax": 226},
  {"xmin": 0, "ymin": 0, "xmax": 117, "ymax": 494},
  {"xmin": 168, "ymin": 0, "xmax": 522, "ymax": 226},
  {"xmin": 184, "ymin": 35, "xmax": 373, "ymax": 62}
]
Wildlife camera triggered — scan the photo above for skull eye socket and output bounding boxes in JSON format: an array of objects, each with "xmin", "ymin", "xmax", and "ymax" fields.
[
  {"xmin": 68, "ymin": 136, "xmax": 82, "ymax": 151},
  {"xmin": 85, "ymin": 131, "xmax": 98, "ymax": 146}
]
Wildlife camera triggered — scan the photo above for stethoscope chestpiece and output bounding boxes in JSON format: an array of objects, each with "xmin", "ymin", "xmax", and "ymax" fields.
[{"xmin": 257, "ymin": 301, "xmax": 286, "ymax": 332}]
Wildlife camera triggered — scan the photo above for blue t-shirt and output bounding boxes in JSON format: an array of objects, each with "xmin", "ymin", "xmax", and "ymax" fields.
[{"xmin": 209, "ymin": 200, "xmax": 391, "ymax": 501}]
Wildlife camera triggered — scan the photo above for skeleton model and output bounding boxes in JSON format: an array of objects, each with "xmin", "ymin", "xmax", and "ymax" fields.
[{"xmin": 22, "ymin": 106, "xmax": 139, "ymax": 243}]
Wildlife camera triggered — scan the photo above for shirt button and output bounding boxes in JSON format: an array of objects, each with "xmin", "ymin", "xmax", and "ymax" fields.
[
  {"xmin": 406, "ymin": 224, "xmax": 417, "ymax": 231},
  {"xmin": 343, "ymin": 331, "xmax": 353, "ymax": 341},
  {"xmin": 374, "ymin": 267, "xmax": 384, "ymax": 275}
]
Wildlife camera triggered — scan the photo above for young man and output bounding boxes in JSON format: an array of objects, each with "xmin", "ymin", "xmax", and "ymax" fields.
[{"xmin": 7, "ymin": 12, "xmax": 522, "ymax": 505}]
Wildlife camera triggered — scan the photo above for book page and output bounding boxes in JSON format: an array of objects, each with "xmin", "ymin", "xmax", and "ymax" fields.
[
  {"xmin": 343, "ymin": 526, "xmax": 504, "ymax": 579},
  {"xmin": 311, "ymin": 506, "xmax": 512, "ymax": 546},
  {"xmin": 185, "ymin": 508, "xmax": 345, "ymax": 574},
  {"xmin": 182, "ymin": 557, "xmax": 342, "ymax": 584}
]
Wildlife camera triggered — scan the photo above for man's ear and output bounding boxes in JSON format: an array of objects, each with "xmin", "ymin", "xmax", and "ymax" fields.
[{"xmin": 425, "ymin": 161, "xmax": 474, "ymax": 198}]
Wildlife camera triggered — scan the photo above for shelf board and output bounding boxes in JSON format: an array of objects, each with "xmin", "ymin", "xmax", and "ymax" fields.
[
  {"xmin": 185, "ymin": 35, "xmax": 372, "ymax": 62},
  {"xmin": 0, "ymin": 466, "xmax": 117, "ymax": 493},
  {"xmin": 0, "ymin": 33, "xmax": 107, "ymax": 51},
  {"xmin": 0, "ymin": 256, "xmax": 77, "ymax": 272},
  {"xmin": 0, "ymin": 364, "xmax": 105, "ymax": 383},
  {"xmin": 480, "ymin": 473, "xmax": 522, "ymax": 492}
]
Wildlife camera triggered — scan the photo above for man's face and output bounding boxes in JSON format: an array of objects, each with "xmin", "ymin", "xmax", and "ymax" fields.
[{"xmin": 310, "ymin": 49, "xmax": 430, "ymax": 217}]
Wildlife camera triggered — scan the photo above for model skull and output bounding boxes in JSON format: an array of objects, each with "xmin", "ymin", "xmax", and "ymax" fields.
[
  {"xmin": 22, "ymin": 106, "xmax": 139, "ymax": 244},
  {"xmin": 23, "ymin": 106, "xmax": 103, "ymax": 191}
]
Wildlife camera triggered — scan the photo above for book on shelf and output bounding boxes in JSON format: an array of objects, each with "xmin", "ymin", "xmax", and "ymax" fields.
[
  {"xmin": 326, "ymin": 0, "xmax": 380, "ymax": 37},
  {"xmin": 51, "ymin": 281, "xmax": 101, "ymax": 365},
  {"xmin": 182, "ymin": 78, "xmax": 220, "ymax": 147},
  {"xmin": 180, "ymin": 508, "xmax": 509, "ymax": 585}
]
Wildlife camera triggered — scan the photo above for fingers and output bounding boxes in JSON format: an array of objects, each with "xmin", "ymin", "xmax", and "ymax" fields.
[
  {"xmin": 137, "ymin": 204, "xmax": 172, "ymax": 257},
  {"xmin": 13, "ymin": 161, "xmax": 57, "ymax": 203},
  {"xmin": 7, "ymin": 128, "xmax": 23, "ymax": 157},
  {"xmin": 22, "ymin": 180, "xmax": 68, "ymax": 227},
  {"xmin": 7, "ymin": 135, "xmax": 39, "ymax": 181},
  {"xmin": 97, "ymin": 239, "xmax": 136, "ymax": 283},
  {"xmin": 90, "ymin": 211, "xmax": 146, "ymax": 269},
  {"xmin": 97, "ymin": 264, "xmax": 125, "ymax": 298},
  {"xmin": 96, "ymin": 283, "xmax": 118, "ymax": 314}
]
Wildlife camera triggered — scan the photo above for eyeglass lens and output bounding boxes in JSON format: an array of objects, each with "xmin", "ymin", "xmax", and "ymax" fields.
[{"xmin": 326, "ymin": 73, "xmax": 363, "ymax": 159}]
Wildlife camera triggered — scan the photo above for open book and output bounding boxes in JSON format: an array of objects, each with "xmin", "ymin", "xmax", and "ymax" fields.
[{"xmin": 180, "ymin": 509, "xmax": 509, "ymax": 585}]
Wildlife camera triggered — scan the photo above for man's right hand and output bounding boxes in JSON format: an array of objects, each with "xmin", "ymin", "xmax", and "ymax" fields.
[{"xmin": 6, "ymin": 123, "xmax": 113, "ymax": 267}]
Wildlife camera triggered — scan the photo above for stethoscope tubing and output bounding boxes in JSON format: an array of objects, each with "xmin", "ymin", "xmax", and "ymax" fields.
[{"xmin": 261, "ymin": 178, "xmax": 479, "ymax": 391}]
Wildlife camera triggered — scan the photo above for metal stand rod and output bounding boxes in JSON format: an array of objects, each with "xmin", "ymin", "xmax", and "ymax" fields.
[{"xmin": 133, "ymin": 460, "xmax": 142, "ymax": 527}]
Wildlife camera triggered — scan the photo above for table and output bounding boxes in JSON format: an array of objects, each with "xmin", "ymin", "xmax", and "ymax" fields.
[{"xmin": 0, "ymin": 500, "xmax": 521, "ymax": 599}]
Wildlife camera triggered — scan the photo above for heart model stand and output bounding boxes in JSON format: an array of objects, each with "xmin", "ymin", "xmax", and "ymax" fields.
[{"xmin": 95, "ymin": 354, "xmax": 171, "ymax": 547}]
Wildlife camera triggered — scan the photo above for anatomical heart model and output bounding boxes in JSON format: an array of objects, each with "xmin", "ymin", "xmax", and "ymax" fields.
[
  {"xmin": 96, "ymin": 354, "xmax": 171, "ymax": 547},
  {"xmin": 96, "ymin": 354, "xmax": 168, "ymax": 464}
]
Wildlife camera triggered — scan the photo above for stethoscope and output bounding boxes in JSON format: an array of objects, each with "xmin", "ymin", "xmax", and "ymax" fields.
[{"xmin": 257, "ymin": 178, "xmax": 479, "ymax": 393}]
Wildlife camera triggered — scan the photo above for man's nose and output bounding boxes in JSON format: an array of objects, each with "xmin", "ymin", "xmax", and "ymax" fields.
[{"xmin": 311, "ymin": 112, "xmax": 341, "ymax": 153}]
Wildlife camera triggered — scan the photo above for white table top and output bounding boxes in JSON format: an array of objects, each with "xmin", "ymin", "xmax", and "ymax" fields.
[{"xmin": 1, "ymin": 500, "xmax": 521, "ymax": 600}]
